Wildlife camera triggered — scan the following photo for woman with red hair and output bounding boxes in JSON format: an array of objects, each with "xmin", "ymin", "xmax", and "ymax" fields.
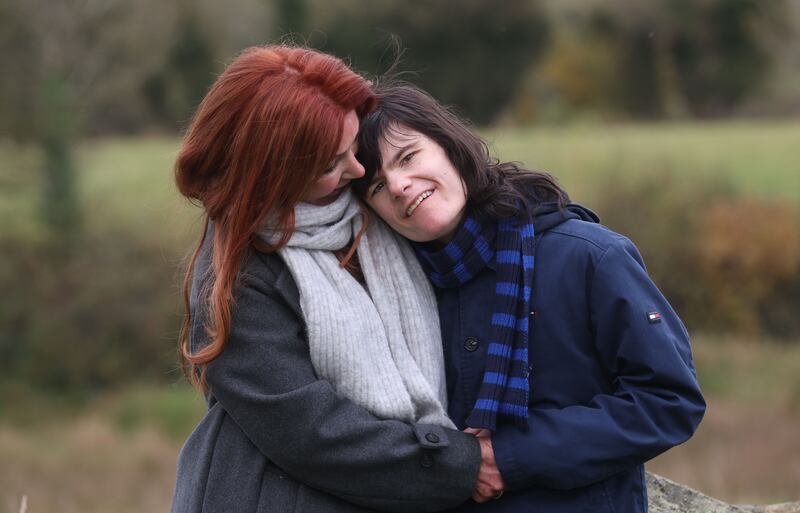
[{"xmin": 170, "ymin": 46, "xmax": 480, "ymax": 513}]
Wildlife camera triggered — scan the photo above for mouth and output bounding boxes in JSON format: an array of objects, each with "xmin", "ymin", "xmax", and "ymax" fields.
[
  {"xmin": 314, "ymin": 185, "xmax": 347, "ymax": 205},
  {"xmin": 405, "ymin": 190, "xmax": 433, "ymax": 217}
]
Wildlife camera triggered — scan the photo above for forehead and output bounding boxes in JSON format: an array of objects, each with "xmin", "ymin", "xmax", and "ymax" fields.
[{"xmin": 377, "ymin": 123, "xmax": 423, "ymax": 155}]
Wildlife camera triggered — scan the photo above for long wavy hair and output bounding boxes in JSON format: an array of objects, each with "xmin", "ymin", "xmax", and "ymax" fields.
[
  {"xmin": 175, "ymin": 45, "xmax": 376, "ymax": 390},
  {"xmin": 354, "ymin": 83, "xmax": 569, "ymax": 218}
]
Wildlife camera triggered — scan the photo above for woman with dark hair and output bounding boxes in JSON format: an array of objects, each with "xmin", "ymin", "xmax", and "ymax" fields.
[
  {"xmin": 355, "ymin": 84, "xmax": 706, "ymax": 512},
  {"xmin": 170, "ymin": 48, "xmax": 481, "ymax": 513}
]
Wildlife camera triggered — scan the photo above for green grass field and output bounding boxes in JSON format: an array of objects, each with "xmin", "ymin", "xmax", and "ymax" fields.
[
  {"xmin": 72, "ymin": 119, "xmax": 800, "ymax": 253},
  {"xmin": 485, "ymin": 119, "xmax": 800, "ymax": 206},
  {"xmin": 3, "ymin": 119, "xmax": 798, "ymax": 244}
]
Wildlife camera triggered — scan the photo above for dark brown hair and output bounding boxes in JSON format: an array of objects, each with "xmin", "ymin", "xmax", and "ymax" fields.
[
  {"xmin": 175, "ymin": 45, "xmax": 375, "ymax": 389},
  {"xmin": 354, "ymin": 83, "xmax": 569, "ymax": 218}
]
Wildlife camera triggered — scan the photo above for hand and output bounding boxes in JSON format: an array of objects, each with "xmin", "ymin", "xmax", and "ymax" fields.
[
  {"xmin": 463, "ymin": 427, "xmax": 490, "ymax": 438},
  {"xmin": 466, "ymin": 430, "xmax": 507, "ymax": 502}
]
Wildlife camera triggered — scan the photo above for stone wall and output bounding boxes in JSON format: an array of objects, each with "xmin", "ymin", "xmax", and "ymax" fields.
[{"xmin": 647, "ymin": 473, "xmax": 800, "ymax": 513}]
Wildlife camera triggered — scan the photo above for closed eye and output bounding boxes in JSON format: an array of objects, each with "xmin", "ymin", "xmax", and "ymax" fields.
[
  {"xmin": 325, "ymin": 141, "xmax": 357, "ymax": 175},
  {"xmin": 323, "ymin": 158, "xmax": 342, "ymax": 174}
]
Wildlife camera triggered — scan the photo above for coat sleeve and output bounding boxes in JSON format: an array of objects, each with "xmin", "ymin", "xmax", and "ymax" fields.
[
  {"xmin": 492, "ymin": 237, "xmax": 705, "ymax": 490},
  {"xmin": 198, "ymin": 259, "xmax": 481, "ymax": 512}
]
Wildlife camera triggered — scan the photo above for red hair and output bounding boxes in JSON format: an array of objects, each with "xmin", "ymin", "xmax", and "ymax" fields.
[{"xmin": 175, "ymin": 45, "xmax": 376, "ymax": 389}]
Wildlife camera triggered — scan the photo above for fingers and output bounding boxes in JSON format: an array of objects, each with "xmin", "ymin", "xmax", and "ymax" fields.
[
  {"xmin": 478, "ymin": 436, "xmax": 497, "ymax": 466},
  {"xmin": 472, "ymin": 480, "xmax": 502, "ymax": 503},
  {"xmin": 475, "ymin": 480, "xmax": 498, "ymax": 498},
  {"xmin": 472, "ymin": 479, "xmax": 498, "ymax": 503},
  {"xmin": 463, "ymin": 427, "xmax": 491, "ymax": 438},
  {"xmin": 472, "ymin": 435, "xmax": 507, "ymax": 502},
  {"xmin": 472, "ymin": 490, "xmax": 489, "ymax": 503}
]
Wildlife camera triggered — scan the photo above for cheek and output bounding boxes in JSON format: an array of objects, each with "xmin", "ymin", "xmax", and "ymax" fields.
[
  {"xmin": 314, "ymin": 173, "xmax": 339, "ymax": 191},
  {"xmin": 368, "ymin": 198, "xmax": 396, "ymax": 224},
  {"xmin": 440, "ymin": 176, "xmax": 466, "ymax": 209}
]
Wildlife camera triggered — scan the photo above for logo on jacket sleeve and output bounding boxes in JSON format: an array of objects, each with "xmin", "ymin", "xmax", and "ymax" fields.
[{"xmin": 647, "ymin": 311, "xmax": 662, "ymax": 323}]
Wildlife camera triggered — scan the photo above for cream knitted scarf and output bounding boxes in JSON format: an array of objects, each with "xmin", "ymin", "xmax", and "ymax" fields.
[{"xmin": 258, "ymin": 189, "xmax": 454, "ymax": 428}]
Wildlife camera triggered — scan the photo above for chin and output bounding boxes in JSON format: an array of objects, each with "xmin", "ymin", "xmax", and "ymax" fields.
[
  {"xmin": 410, "ymin": 224, "xmax": 452, "ymax": 243},
  {"xmin": 389, "ymin": 224, "xmax": 433, "ymax": 243},
  {"xmin": 404, "ymin": 232, "xmax": 436, "ymax": 243},
  {"xmin": 388, "ymin": 213, "xmax": 458, "ymax": 243}
]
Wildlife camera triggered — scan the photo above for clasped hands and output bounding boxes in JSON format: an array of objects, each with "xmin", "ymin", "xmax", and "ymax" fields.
[{"xmin": 464, "ymin": 427, "xmax": 507, "ymax": 503}]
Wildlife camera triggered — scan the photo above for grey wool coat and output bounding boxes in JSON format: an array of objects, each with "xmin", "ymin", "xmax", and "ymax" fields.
[{"xmin": 170, "ymin": 233, "xmax": 481, "ymax": 513}]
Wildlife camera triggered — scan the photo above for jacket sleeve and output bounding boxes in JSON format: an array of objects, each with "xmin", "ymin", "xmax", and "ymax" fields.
[
  {"xmin": 492, "ymin": 237, "xmax": 705, "ymax": 490},
  {"xmin": 198, "ymin": 258, "xmax": 481, "ymax": 512}
]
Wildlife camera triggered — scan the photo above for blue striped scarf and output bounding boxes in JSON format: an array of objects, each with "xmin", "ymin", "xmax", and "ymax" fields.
[{"xmin": 415, "ymin": 212, "xmax": 534, "ymax": 431}]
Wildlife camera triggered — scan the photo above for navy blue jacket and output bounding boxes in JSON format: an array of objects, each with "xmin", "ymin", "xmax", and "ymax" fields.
[{"xmin": 435, "ymin": 204, "xmax": 705, "ymax": 513}]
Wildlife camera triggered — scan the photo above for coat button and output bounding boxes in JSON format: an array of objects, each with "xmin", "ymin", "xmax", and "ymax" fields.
[
  {"xmin": 425, "ymin": 433, "xmax": 440, "ymax": 443},
  {"xmin": 420, "ymin": 452, "xmax": 433, "ymax": 468},
  {"xmin": 464, "ymin": 337, "xmax": 479, "ymax": 352}
]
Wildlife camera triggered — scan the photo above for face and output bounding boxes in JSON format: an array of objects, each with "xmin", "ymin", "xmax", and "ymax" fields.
[
  {"xmin": 364, "ymin": 124, "xmax": 467, "ymax": 243},
  {"xmin": 302, "ymin": 110, "xmax": 364, "ymax": 205}
]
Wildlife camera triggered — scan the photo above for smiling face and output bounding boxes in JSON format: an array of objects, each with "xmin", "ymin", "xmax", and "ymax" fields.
[
  {"xmin": 364, "ymin": 124, "xmax": 468, "ymax": 243},
  {"xmin": 302, "ymin": 110, "xmax": 364, "ymax": 205}
]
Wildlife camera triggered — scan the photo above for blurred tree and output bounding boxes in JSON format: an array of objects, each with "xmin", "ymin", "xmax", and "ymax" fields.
[
  {"xmin": 310, "ymin": 0, "xmax": 549, "ymax": 124},
  {"xmin": 670, "ymin": 0, "xmax": 774, "ymax": 116},
  {"xmin": 3, "ymin": 0, "xmax": 797, "ymax": 132},
  {"xmin": 513, "ymin": 0, "xmax": 791, "ymax": 121},
  {"xmin": 40, "ymin": 75, "xmax": 80, "ymax": 239},
  {"xmin": 275, "ymin": 0, "xmax": 309, "ymax": 35},
  {"xmin": 736, "ymin": 0, "xmax": 800, "ymax": 116},
  {"xmin": 512, "ymin": 28, "xmax": 619, "ymax": 122},
  {"xmin": 143, "ymin": 11, "xmax": 217, "ymax": 127},
  {"xmin": 0, "ymin": 2, "xmax": 39, "ymax": 140},
  {"xmin": 0, "ymin": 0, "xmax": 186, "ymax": 238},
  {"xmin": 2, "ymin": 1, "xmax": 86, "ymax": 241}
]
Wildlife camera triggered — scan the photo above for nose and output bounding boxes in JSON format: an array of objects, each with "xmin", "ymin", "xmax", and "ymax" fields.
[
  {"xmin": 386, "ymin": 171, "xmax": 411, "ymax": 197},
  {"xmin": 342, "ymin": 153, "xmax": 365, "ymax": 180}
]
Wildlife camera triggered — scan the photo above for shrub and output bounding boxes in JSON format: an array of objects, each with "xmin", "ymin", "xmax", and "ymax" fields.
[
  {"xmin": 593, "ymin": 170, "xmax": 800, "ymax": 338},
  {"xmin": 694, "ymin": 199, "xmax": 800, "ymax": 337},
  {"xmin": 0, "ymin": 229, "xmax": 185, "ymax": 392}
]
